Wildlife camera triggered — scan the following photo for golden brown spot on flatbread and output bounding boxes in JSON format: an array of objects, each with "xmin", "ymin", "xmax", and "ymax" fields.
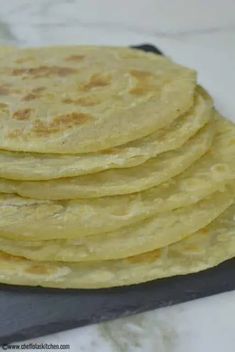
[
  {"xmin": 26, "ymin": 264, "xmax": 51, "ymax": 275},
  {"xmin": 32, "ymin": 87, "xmax": 46, "ymax": 93},
  {"xmin": 200, "ymin": 228, "xmax": 209, "ymax": 235},
  {"xmin": 13, "ymin": 108, "xmax": 33, "ymax": 121},
  {"xmin": 53, "ymin": 112, "xmax": 92, "ymax": 126},
  {"xmin": 12, "ymin": 66, "xmax": 77, "ymax": 78},
  {"xmin": 22, "ymin": 87, "xmax": 46, "ymax": 101},
  {"xmin": 130, "ymin": 87, "xmax": 148, "ymax": 95},
  {"xmin": 31, "ymin": 112, "xmax": 93, "ymax": 136},
  {"xmin": 130, "ymin": 70, "xmax": 154, "ymax": 80},
  {"xmin": 65, "ymin": 55, "xmax": 85, "ymax": 62},
  {"xmin": 49, "ymin": 66, "xmax": 77, "ymax": 77},
  {"xmin": 183, "ymin": 244, "xmax": 201, "ymax": 253},
  {"xmin": 81, "ymin": 73, "xmax": 111, "ymax": 91},
  {"xmin": 127, "ymin": 249, "xmax": 161, "ymax": 264},
  {"xmin": 0, "ymin": 251, "xmax": 25, "ymax": 262},
  {"xmin": 129, "ymin": 69, "xmax": 155, "ymax": 96},
  {"xmin": 63, "ymin": 98, "xmax": 73, "ymax": 104},
  {"xmin": 101, "ymin": 147, "xmax": 120, "ymax": 155},
  {"xmin": 63, "ymin": 96, "xmax": 100, "ymax": 107},
  {"xmin": 22, "ymin": 93, "xmax": 38, "ymax": 101}
]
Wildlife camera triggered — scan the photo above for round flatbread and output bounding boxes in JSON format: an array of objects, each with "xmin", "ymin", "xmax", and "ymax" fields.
[
  {"xmin": 0, "ymin": 201, "xmax": 234, "ymax": 288},
  {"xmin": 0, "ymin": 46, "xmax": 196, "ymax": 153}
]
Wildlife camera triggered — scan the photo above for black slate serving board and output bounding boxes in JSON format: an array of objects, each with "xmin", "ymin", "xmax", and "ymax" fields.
[
  {"xmin": 1, "ymin": 259, "xmax": 235, "ymax": 344},
  {"xmin": 0, "ymin": 45, "xmax": 234, "ymax": 344}
]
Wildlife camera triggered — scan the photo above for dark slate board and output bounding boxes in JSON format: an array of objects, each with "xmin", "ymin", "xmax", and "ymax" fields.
[
  {"xmin": 0, "ymin": 259, "xmax": 235, "ymax": 344},
  {"xmin": 0, "ymin": 45, "xmax": 234, "ymax": 344}
]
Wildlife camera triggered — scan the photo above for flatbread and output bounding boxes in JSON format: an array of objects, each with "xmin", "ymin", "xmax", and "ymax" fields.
[
  {"xmin": 0, "ymin": 201, "xmax": 234, "ymax": 288},
  {"xmin": 0, "ymin": 115, "xmax": 233, "ymax": 239},
  {"xmin": 0, "ymin": 46, "xmax": 196, "ymax": 153},
  {"xmin": 0, "ymin": 88, "xmax": 212, "ymax": 180},
  {"xmin": 0, "ymin": 187, "xmax": 233, "ymax": 261},
  {"xmin": 0, "ymin": 121, "xmax": 214, "ymax": 199}
]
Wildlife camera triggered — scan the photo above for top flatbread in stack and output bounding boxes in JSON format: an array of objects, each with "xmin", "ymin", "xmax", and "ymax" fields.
[
  {"xmin": 0, "ymin": 45, "xmax": 234, "ymax": 289},
  {"xmin": 0, "ymin": 46, "xmax": 195, "ymax": 153}
]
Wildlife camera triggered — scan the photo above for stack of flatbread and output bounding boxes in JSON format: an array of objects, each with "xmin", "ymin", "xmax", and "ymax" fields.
[{"xmin": 0, "ymin": 46, "xmax": 234, "ymax": 288}]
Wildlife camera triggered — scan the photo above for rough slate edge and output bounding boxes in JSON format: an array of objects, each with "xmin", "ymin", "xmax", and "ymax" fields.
[
  {"xmin": 0, "ymin": 44, "xmax": 234, "ymax": 344},
  {"xmin": 0, "ymin": 258, "xmax": 235, "ymax": 345}
]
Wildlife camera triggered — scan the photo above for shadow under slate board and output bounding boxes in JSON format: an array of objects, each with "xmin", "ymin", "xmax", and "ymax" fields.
[{"xmin": 0, "ymin": 44, "xmax": 234, "ymax": 345}]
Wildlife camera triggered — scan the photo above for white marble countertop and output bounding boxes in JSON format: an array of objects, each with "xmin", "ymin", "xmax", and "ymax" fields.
[{"xmin": 0, "ymin": 1, "xmax": 235, "ymax": 351}]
